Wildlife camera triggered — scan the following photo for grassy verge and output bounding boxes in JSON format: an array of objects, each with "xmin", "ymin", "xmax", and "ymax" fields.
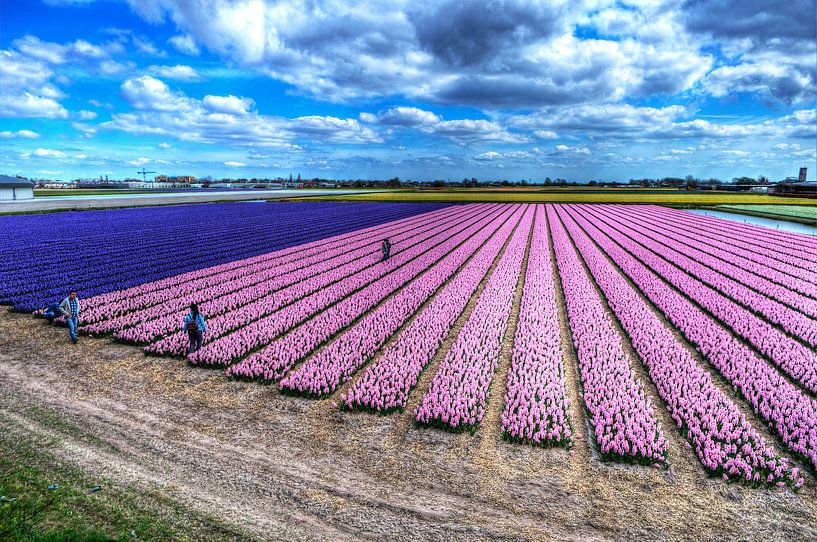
[{"xmin": 0, "ymin": 418, "xmax": 254, "ymax": 542}]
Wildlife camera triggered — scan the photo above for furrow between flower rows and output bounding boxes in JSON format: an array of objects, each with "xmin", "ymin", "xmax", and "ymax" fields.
[
  {"xmin": 82, "ymin": 205, "xmax": 481, "ymax": 337},
  {"xmin": 619, "ymin": 206, "xmax": 817, "ymax": 289},
  {"xmin": 1, "ymin": 202, "xmax": 448, "ymax": 311},
  {"xmin": 568, "ymin": 206, "xmax": 817, "ymax": 471},
  {"xmin": 279, "ymin": 205, "xmax": 529, "ymax": 397},
  {"xmin": 581, "ymin": 205, "xmax": 817, "ymax": 344},
  {"xmin": 548, "ymin": 206, "xmax": 668, "ymax": 464},
  {"xmin": 576, "ymin": 206, "xmax": 817, "ymax": 395},
  {"xmin": 558, "ymin": 205, "xmax": 802, "ymax": 488},
  {"xmin": 414, "ymin": 205, "xmax": 534, "ymax": 431},
  {"xmin": 500, "ymin": 205, "xmax": 571, "ymax": 446},
  {"xmin": 80, "ymin": 204, "xmax": 473, "ymax": 324},
  {"xmin": 152, "ymin": 204, "xmax": 502, "ymax": 359},
  {"xmin": 341, "ymin": 208, "xmax": 526, "ymax": 414},
  {"xmin": 224, "ymin": 205, "xmax": 519, "ymax": 381}
]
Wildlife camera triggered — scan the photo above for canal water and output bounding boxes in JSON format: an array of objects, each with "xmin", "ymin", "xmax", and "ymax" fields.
[{"xmin": 687, "ymin": 209, "xmax": 817, "ymax": 236}]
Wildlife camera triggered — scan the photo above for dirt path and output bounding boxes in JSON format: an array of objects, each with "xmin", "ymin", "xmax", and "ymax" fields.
[{"xmin": 1, "ymin": 309, "xmax": 816, "ymax": 541}]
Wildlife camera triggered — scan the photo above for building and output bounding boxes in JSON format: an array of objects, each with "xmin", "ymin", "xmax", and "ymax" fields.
[
  {"xmin": 0, "ymin": 175, "xmax": 34, "ymax": 201},
  {"xmin": 773, "ymin": 181, "xmax": 816, "ymax": 197},
  {"xmin": 799, "ymin": 167, "xmax": 808, "ymax": 182},
  {"xmin": 154, "ymin": 175, "xmax": 197, "ymax": 184}
]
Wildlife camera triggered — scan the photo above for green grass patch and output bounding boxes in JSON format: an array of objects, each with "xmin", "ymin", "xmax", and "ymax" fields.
[{"xmin": 0, "ymin": 423, "xmax": 253, "ymax": 542}]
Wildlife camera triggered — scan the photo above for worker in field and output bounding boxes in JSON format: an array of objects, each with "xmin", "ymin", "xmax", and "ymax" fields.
[
  {"xmin": 184, "ymin": 303, "xmax": 207, "ymax": 354},
  {"xmin": 43, "ymin": 300, "xmax": 62, "ymax": 325},
  {"xmin": 381, "ymin": 238, "xmax": 392, "ymax": 261},
  {"xmin": 59, "ymin": 290, "xmax": 80, "ymax": 343}
]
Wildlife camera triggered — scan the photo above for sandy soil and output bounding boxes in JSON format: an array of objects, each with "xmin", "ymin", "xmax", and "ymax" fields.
[{"xmin": 2, "ymin": 305, "xmax": 816, "ymax": 542}]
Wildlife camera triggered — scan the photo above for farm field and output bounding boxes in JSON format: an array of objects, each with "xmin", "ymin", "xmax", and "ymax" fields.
[
  {"xmin": 2, "ymin": 201, "xmax": 816, "ymax": 540},
  {"xmin": 714, "ymin": 204, "xmax": 817, "ymax": 223},
  {"xmin": 289, "ymin": 189, "xmax": 813, "ymax": 205}
]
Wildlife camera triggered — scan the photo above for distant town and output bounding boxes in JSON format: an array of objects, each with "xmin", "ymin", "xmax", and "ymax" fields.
[{"xmin": 7, "ymin": 167, "xmax": 813, "ymax": 197}]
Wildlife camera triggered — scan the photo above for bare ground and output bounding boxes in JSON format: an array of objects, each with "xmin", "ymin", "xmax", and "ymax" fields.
[{"xmin": 1, "ymin": 307, "xmax": 816, "ymax": 541}]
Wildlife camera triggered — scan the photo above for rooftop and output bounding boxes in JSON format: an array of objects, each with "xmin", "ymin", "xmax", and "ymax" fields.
[{"xmin": 0, "ymin": 175, "xmax": 35, "ymax": 188}]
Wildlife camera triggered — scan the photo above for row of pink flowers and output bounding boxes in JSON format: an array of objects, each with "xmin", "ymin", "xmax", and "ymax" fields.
[
  {"xmin": 625, "ymin": 206, "xmax": 817, "ymax": 293},
  {"xmin": 558, "ymin": 205, "xmax": 802, "ymax": 488},
  {"xmin": 82, "ymin": 205, "xmax": 480, "ymax": 339},
  {"xmin": 340, "ymin": 207, "xmax": 526, "ymax": 413},
  {"xmin": 11, "ymin": 207, "xmax": 418, "ymax": 307},
  {"xmin": 571, "ymin": 206, "xmax": 817, "ymax": 471},
  {"xmin": 414, "ymin": 206, "xmax": 534, "ymax": 431},
  {"xmin": 154, "ymin": 206, "xmax": 501, "ymax": 360},
  {"xmin": 638, "ymin": 205, "xmax": 817, "ymax": 267},
  {"xmin": 80, "ymin": 205, "xmax": 471, "ymax": 323},
  {"xmin": 548, "ymin": 206, "xmax": 668, "ymax": 463},
  {"xmin": 580, "ymin": 205, "xmax": 817, "ymax": 343},
  {"xmin": 500, "ymin": 205, "xmax": 571, "ymax": 445},
  {"xmin": 225, "ymin": 206, "xmax": 511, "ymax": 381},
  {"xmin": 280, "ymin": 205, "xmax": 527, "ymax": 396},
  {"xmin": 585, "ymin": 207, "xmax": 817, "ymax": 395}
]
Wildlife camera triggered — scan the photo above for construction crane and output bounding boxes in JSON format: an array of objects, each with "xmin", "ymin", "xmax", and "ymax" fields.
[{"xmin": 137, "ymin": 168, "xmax": 156, "ymax": 182}]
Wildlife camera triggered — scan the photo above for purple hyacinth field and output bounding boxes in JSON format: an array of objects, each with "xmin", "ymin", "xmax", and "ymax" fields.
[{"xmin": 3, "ymin": 201, "xmax": 816, "ymax": 540}]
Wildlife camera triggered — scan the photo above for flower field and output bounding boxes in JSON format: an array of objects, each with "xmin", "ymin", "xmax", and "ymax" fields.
[
  {"xmin": 716, "ymin": 204, "xmax": 817, "ymax": 221},
  {"xmin": 0, "ymin": 201, "xmax": 449, "ymax": 312},
  {"xmin": 4, "ymin": 202, "xmax": 816, "ymax": 489}
]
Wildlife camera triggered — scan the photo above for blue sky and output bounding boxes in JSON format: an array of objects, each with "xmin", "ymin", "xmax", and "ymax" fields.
[{"xmin": 0, "ymin": 0, "xmax": 814, "ymax": 182}]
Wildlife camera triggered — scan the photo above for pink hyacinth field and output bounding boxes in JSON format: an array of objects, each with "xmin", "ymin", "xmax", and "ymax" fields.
[{"xmin": 4, "ymin": 202, "xmax": 816, "ymax": 540}]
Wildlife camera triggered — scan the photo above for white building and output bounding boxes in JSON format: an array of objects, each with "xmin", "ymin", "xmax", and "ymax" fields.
[{"xmin": 0, "ymin": 175, "xmax": 34, "ymax": 201}]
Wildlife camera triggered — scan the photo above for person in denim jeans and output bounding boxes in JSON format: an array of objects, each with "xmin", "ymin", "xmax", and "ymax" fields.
[
  {"xmin": 59, "ymin": 290, "xmax": 80, "ymax": 344},
  {"xmin": 183, "ymin": 303, "xmax": 207, "ymax": 354}
]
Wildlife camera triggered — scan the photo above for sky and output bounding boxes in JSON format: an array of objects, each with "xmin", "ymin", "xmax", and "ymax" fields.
[{"xmin": 0, "ymin": 0, "xmax": 814, "ymax": 182}]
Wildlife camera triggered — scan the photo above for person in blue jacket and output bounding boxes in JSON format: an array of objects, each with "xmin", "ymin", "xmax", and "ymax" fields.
[
  {"xmin": 43, "ymin": 301, "xmax": 62, "ymax": 324},
  {"xmin": 183, "ymin": 303, "xmax": 207, "ymax": 354}
]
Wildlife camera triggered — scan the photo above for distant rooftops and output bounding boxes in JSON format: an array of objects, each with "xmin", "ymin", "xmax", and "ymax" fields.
[{"xmin": 0, "ymin": 175, "xmax": 35, "ymax": 188}]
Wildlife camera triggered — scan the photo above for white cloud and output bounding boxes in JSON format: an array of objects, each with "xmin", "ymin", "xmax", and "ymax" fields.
[
  {"xmin": 71, "ymin": 122, "xmax": 98, "ymax": 136},
  {"xmin": 98, "ymin": 60, "xmax": 135, "ymax": 75},
  {"xmin": 0, "ymin": 92, "xmax": 68, "ymax": 119},
  {"xmin": 108, "ymin": 0, "xmax": 713, "ymax": 108},
  {"xmin": 203, "ymin": 95, "xmax": 254, "ymax": 115},
  {"xmin": 157, "ymin": 142, "xmax": 172, "ymax": 149},
  {"xmin": 474, "ymin": 151, "xmax": 502, "ymax": 161},
  {"xmin": 148, "ymin": 64, "xmax": 202, "ymax": 81},
  {"xmin": 108, "ymin": 77, "xmax": 382, "ymax": 147},
  {"xmin": 168, "ymin": 34, "xmax": 200, "ymax": 56},
  {"xmin": 34, "ymin": 148, "xmax": 66, "ymax": 157},
  {"xmin": 224, "ymin": 161, "xmax": 247, "ymax": 167},
  {"xmin": 12, "ymin": 35, "xmax": 66, "ymax": 64},
  {"xmin": 372, "ymin": 106, "xmax": 441, "ymax": 127},
  {"xmin": 0, "ymin": 129, "xmax": 40, "ymax": 139},
  {"xmin": 120, "ymin": 76, "xmax": 192, "ymax": 111},
  {"xmin": 702, "ymin": 61, "xmax": 813, "ymax": 104},
  {"xmin": 76, "ymin": 109, "xmax": 98, "ymax": 120},
  {"xmin": 364, "ymin": 106, "xmax": 522, "ymax": 143}
]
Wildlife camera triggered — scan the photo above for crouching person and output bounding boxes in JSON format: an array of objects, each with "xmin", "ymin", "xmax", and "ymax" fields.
[
  {"xmin": 183, "ymin": 303, "xmax": 207, "ymax": 354},
  {"xmin": 43, "ymin": 300, "xmax": 62, "ymax": 324}
]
